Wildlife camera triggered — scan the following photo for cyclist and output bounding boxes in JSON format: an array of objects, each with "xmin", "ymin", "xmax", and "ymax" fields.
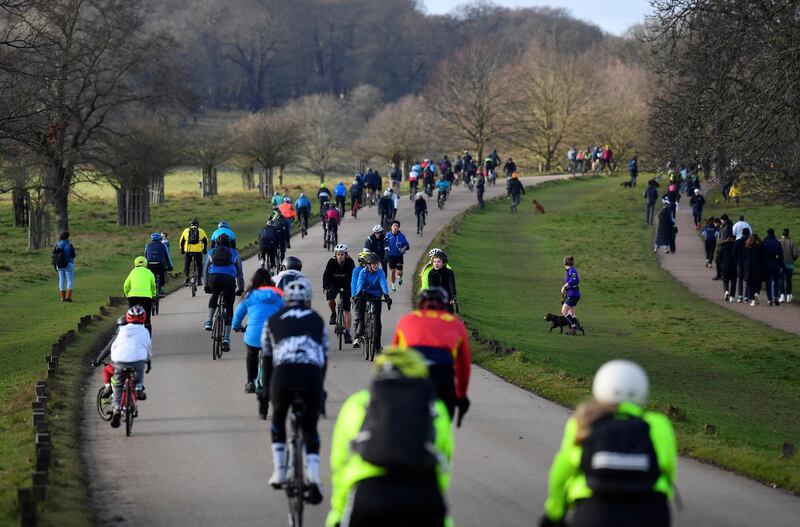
[
  {"xmin": 414, "ymin": 192, "xmax": 427, "ymax": 234},
  {"xmin": 423, "ymin": 161, "xmax": 437, "ymax": 197},
  {"xmin": 439, "ymin": 154, "xmax": 452, "ymax": 175},
  {"xmin": 318, "ymin": 182, "xmax": 332, "ymax": 218},
  {"xmin": 540, "ymin": 360, "xmax": 677, "ymax": 527},
  {"xmin": 365, "ymin": 168, "xmax": 381, "ymax": 204},
  {"xmin": 323, "ymin": 202, "xmax": 341, "ymax": 248},
  {"xmin": 377, "ymin": 190, "xmax": 393, "ymax": 229},
  {"xmin": 294, "ymin": 193, "xmax": 312, "ymax": 233},
  {"xmin": 323, "ymin": 244, "xmax": 355, "ymax": 344},
  {"xmin": 334, "ymin": 180, "xmax": 347, "ymax": 215},
  {"xmin": 385, "ymin": 220, "xmax": 409, "ymax": 292},
  {"xmin": 503, "ymin": 157, "xmax": 517, "ymax": 179},
  {"xmin": 258, "ymin": 219, "xmax": 282, "ymax": 272},
  {"xmin": 179, "ymin": 219, "xmax": 208, "ymax": 286},
  {"xmin": 159, "ymin": 232, "xmax": 175, "ymax": 272},
  {"xmin": 278, "ymin": 196, "xmax": 296, "ymax": 232},
  {"xmin": 105, "ymin": 305, "xmax": 152, "ymax": 428},
  {"xmin": 423, "ymin": 251, "xmax": 457, "ymax": 313},
  {"xmin": 273, "ymin": 255, "xmax": 304, "ymax": 290},
  {"xmin": 561, "ymin": 255, "xmax": 581, "ymax": 335},
  {"xmin": 327, "ymin": 347, "xmax": 453, "ymax": 527},
  {"xmin": 436, "ymin": 175, "xmax": 450, "ymax": 207},
  {"xmin": 203, "ymin": 233, "xmax": 244, "ymax": 352},
  {"xmin": 123, "ymin": 256, "xmax": 156, "ymax": 334},
  {"xmin": 353, "ymin": 252, "xmax": 391, "ymax": 357},
  {"xmin": 271, "ymin": 190, "xmax": 284, "ymax": 208},
  {"xmin": 263, "ymin": 278, "xmax": 327, "ymax": 504},
  {"xmin": 408, "ymin": 167, "xmax": 419, "ymax": 198},
  {"xmin": 509, "ymin": 172, "xmax": 525, "ymax": 213},
  {"xmin": 350, "ymin": 177, "xmax": 364, "ymax": 216},
  {"xmin": 392, "ymin": 287, "xmax": 471, "ymax": 422},
  {"xmin": 486, "ymin": 148, "xmax": 500, "ymax": 179},
  {"xmin": 453, "ymin": 155, "xmax": 464, "ymax": 183},
  {"xmin": 271, "ymin": 206, "xmax": 292, "ymax": 253},
  {"xmin": 232, "ymin": 268, "xmax": 284, "ymax": 394},
  {"xmin": 144, "ymin": 233, "xmax": 171, "ymax": 297},
  {"xmin": 390, "ymin": 187, "xmax": 400, "ymax": 219},
  {"xmin": 462, "ymin": 150, "xmax": 473, "ymax": 170},
  {"xmin": 210, "ymin": 220, "xmax": 236, "ymax": 249},
  {"xmin": 364, "ymin": 224, "xmax": 387, "ymax": 275},
  {"xmin": 91, "ymin": 314, "xmax": 128, "ymax": 400}
]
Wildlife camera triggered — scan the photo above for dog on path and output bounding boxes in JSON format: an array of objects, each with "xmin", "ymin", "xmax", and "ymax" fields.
[
  {"xmin": 532, "ymin": 199, "xmax": 545, "ymax": 214},
  {"xmin": 544, "ymin": 313, "xmax": 585, "ymax": 335}
]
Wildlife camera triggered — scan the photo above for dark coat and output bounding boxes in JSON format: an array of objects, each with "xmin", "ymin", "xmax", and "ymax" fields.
[
  {"xmin": 655, "ymin": 207, "xmax": 674, "ymax": 245},
  {"xmin": 743, "ymin": 244, "xmax": 763, "ymax": 284}
]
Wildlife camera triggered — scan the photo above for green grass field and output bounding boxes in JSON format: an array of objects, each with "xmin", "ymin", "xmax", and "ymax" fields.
[
  {"xmin": 0, "ymin": 169, "xmax": 330, "ymax": 523},
  {"xmin": 444, "ymin": 174, "xmax": 800, "ymax": 491}
]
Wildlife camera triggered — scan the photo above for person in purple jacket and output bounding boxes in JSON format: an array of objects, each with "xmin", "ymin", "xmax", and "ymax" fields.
[{"xmin": 560, "ymin": 256, "xmax": 581, "ymax": 335}]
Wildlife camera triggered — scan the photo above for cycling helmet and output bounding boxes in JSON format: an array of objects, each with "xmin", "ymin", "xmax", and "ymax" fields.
[
  {"xmin": 283, "ymin": 196, "xmax": 291, "ymax": 203},
  {"xmin": 299, "ymin": 193, "xmax": 305, "ymax": 198},
  {"xmin": 363, "ymin": 252, "xmax": 379, "ymax": 264},
  {"xmin": 334, "ymin": 243, "xmax": 348, "ymax": 254},
  {"xmin": 284, "ymin": 277, "xmax": 313, "ymax": 304},
  {"xmin": 338, "ymin": 180, "xmax": 344, "ymax": 184},
  {"xmin": 384, "ymin": 190, "xmax": 391, "ymax": 196},
  {"xmin": 417, "ymin": 287, "xmax": 449, "ymax": 310},
  {"xmin": 189, "ymin": 218, "xmax": 199, "ymax": 226},
  {"xmin": 282, "ymin": 255, "xmax": 302, "ymax": 271},
  {"xmin": 430, "ymin": 249, "xmax": 447, "ymax": 263},
  {"xmin": 373, "ymin": 347, "xmax": 428, "ymax": 379},
  {"xmin": 216, "ymin": 233, "xmax": 231, "ymax": 247},
  {"xmin": 592, "ymin": 360, "xmax": 649, "ymax": 406},
  {"xmin": 126, "ymin": 305, "xmax": 147, "ymax": 324},
  {"xmin": 372, "ymin": 224, "xmax": 383, "ymax": 234},
  {"xmin": 134, "ymin": 256, "xmax": 147, "ymax": 267},
  {"xmin": 428, "ymin": 247, "xmax": 443, "ymax": 258},
  {"xmin": 151, "ymin": 232, "xmax": 162, "ymax": 241},
  {"xmin": 320, "ymin": 182, "xmax": 327, "ymax": 188},
  {"xmin": 218, "ymin": 221, "xmax": 229, "ymax": 229}
]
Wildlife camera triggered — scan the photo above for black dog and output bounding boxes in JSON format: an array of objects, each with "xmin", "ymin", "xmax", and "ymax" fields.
[
  {"xmin": 620, "ymin": 181, "xmax": 633, "ymax": 188},
  {"xmin": 544, "ymin": 313, "xmax": 585, "ymax": 335}
]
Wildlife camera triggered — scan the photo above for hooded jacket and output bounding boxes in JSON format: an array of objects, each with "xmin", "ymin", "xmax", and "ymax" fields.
[{"xmin": 232, "ymin": 286, "xmax": 285, "ymax": 348}]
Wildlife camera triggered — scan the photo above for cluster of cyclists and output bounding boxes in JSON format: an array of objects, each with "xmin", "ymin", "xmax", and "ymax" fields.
[{"xmin": 89, "ymin": 151, "xmax": 681, "ymax": 527}]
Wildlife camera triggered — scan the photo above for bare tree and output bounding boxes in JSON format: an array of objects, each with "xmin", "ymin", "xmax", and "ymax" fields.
[
  {"xmin": 183, "ymin": 128, "xmax": 233, "ymax": 197},
  {"xmin": 424, "ymin": 41, "xmax": 510, "ymax": 162},
  {"xmin": 356, "ymin": 96, "xmax": 428, "ymax": 170}
]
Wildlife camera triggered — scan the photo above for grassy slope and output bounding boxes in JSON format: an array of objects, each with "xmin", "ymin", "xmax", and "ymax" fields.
[
  {"xmin": 444, "ymin": 175, "xmax": 800, "ymax": 492},
  {"xmin": 0, "ymin": 170, "xmax": 325, "ymax": 522}
]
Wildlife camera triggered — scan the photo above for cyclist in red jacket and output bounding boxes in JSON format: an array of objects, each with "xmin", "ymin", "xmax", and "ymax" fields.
[{"xmin": 391, "ymin": 287, "xmax": 471, "ymax": 425}]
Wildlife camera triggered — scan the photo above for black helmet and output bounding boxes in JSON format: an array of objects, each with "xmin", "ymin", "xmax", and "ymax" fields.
[
  {"xmin": 282, "ymin": 255, "xmax": 302, "ymax": 271},
  {"xmin": 190, "ymin": 218, "xmax": 199, "ymax": 226},
  {"xmin": 418, "ymin": 287, "xmax": 449, "ymax": 309},
  {"xmin": 216, "ymin": 233, "xmax": 231, "ymax": 247},
  {"xmin": 363, "ymin": 252, "xmax": 379, "ymax": 264}
]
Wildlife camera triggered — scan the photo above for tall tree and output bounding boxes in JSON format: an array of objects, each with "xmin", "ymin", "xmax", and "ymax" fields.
[{"xmin": 288, "ymin": 94, "xmax": 354, "ymax": 182}]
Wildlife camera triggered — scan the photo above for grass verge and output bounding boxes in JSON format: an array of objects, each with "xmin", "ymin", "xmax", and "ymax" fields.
[{"xmin": 440, "ymin": 174, "xmax": 800, "ymax": 492}]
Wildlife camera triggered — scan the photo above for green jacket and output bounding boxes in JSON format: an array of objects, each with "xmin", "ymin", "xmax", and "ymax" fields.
[
  {"xmin": 544, "ymin": 402, "xmax": 677, "ymax": 522},
  {"xmin": 419, "ymin": 262, "xmax": 454, "ymax": 290},
  {"xmin": 326, "ymin": 389, "xmax": 454, "ymax": 527},
  {"xmin": 123, "ymin": 266, "xmax": 156, "ymax": 299}
]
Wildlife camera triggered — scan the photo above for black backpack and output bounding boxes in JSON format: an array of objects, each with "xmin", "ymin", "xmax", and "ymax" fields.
[
  {"xmin": 51, "ymin": 244, "xmax": 69, "ymax": 269},
  {"xmin": 211, "ymin": 246, "xmax": 233, "ymax": 267},
  {"xmin": 187, "ymin": 227, "xmax": 200, "ymax": 245},
  {"xmin": 259, "ymin": 227, "xmax": 278, "ymax": 252},
  {"xmin": 353, "ymin": 376, "xmax": 438, "ymax": 474},
  {"xmin": 580, "ymin": 414, "xmax": 660, "ymax": 498}
]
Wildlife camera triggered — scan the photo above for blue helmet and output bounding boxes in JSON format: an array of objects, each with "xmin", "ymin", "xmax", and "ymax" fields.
[
  {"xmin": 218, "ymin": 220, "xmax": 229, "ymax": 229},
  {"xmin": 151, "ymin": 232, "xmax": 162, "ymax": 241}
]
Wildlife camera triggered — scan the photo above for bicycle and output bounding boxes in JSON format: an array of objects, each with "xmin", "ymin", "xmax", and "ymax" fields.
[
  {"xmin": 116, "ymin": 366, "xmax": 139, "ymax": 437},
  {"xmin": 488, "ymin": 169, "xmax": 497, "ymax": 185},
  {"xmin": 416, "ymin": 211, "xmax": 426, "ymax": 236},
  {"xmin": 351, "ymin": 198, "xmax": 360, "ymax": 218},
  {"xmin": 437, "ymin": 191, "xmax": 447, "ymax": 210},
  {"xmin": 284, "ymin": 391, "xmax": 309, "ymax": 527},
  {"xmin": 324, "ymin": 222, "xmax": 338, "ymax": 251},
  {"xmin": 361, "ymin": 296, "xmax": 391, "ymax": 362},
  {"xmin": 335, "ymin": 197, "xmax": 345, "ymax": 218},
  {"xmin": 96, "ymin": 373, "xmax": 114, "ymax": 422},
  {"xmin": 187, "ymin": 257, "xmax": 199, "ymax": 297},
  {"xmin": 151, "ymin": 273, "xmax": 161, "ymax": 316},
  {"xmin": 380, "ymin": 210, "xmax": 392, "ymax": 231},
  {"xmin": 408, "ymin": 181, "xmax": 418, "ymax": 200},
  {"xmin": 299, "ymin": 212, "xmax": 308, "ymax": 238},
  {"xmin": 211, "ymin": 294, "xmax": 226, "ymax": 360},
  {"xmin": 332, "ymin": 288, "xmax": 346, "ymax": 351}
]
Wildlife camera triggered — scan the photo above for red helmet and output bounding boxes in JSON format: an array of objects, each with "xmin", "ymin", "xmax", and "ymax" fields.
[{"xmin": 126, "ymin": 305, "xmax": 147, "ymax": 324}]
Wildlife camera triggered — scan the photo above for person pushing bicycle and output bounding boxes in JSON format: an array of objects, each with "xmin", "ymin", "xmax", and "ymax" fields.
[
  {"xmin": 203, "ymin": 234, "xmax": 244, "ymax": 352},
  {"xmin": 323, "ymin": 244, "xmax": 355, "ymax": 344},
  {"xmin": 262, "ymin": 278, "xmax": 327, "ymax": 504}
]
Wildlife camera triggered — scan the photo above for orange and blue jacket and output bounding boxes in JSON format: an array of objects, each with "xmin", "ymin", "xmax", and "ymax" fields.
[{"xmin": 391, "ymin": 309, "xmax": 471, "ymax": 399}]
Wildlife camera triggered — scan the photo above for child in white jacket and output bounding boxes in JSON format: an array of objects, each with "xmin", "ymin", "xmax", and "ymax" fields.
[{"xmin": 109, "ymin": 305, "xmax": 152, "ymax": 427}]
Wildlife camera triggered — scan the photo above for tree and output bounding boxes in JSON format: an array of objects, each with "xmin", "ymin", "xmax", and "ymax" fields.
[
  {"xmin": 288, "ymin": 94, "xmax": 354, "ymax": 182},
  {"xmin": 183, "ymin": 128, "xmax": 233, "ymax": 197},
  {"xmin": 0, "ymin": 0, "xmax": 182, "ymax": 234},
  {"xmin": 356, "ymin": 96, "xmax": 428, "ymax": 170},
  {"xmin": 424, "ymin": 41, "xmax": 510, "ymax": 162},
  {"xmin": 502, "ymin": 42, "xmax": 595, "ymax": 171}
]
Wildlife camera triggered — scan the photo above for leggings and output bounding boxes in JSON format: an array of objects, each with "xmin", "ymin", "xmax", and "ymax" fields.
[
  {"xmin": 572, "ymin": 494, "xmax": 669, "ymax": 527},
  {"xmin": 704, "ymin": 240, "xmax": 716, "ymax": 263},
  {"xmin": 208, "ymin": 274, "xmax": 235, "ymax": 324},
  {"xmin": 57, "ymin": 262, "xmax": 74, "ymax": 290},
  {"xmin": 270, "ymin": 364, "xmax": 323, "ymax": 454},
  {"xmin": 246, "ymin": 344, "xmax": 260, "ymax": 383},
  {"xmin": 344, "ymin": 474, "xmax": 445, "ymax": 527}
]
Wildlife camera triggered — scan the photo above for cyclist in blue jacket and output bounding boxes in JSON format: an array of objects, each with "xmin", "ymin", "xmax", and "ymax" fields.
[
  {"xmin": 144, "ymin": 233, "xmax": 172, "ymax": 297},
  {"xmin": 232, "ymin": 268, "xmax": 284, "ymax": 394},
  {"xmin": 294, "ymin": 194, "xmax": 311, "ymax": 233},
  {"xmin": 334, "ymin": 180, "xmax": 347, "ymax": 214},
  {"xmin": 211, "ymin": 221, "xmax": 237, "ymax": 249},
  {"xmin": 385, "ymin": 220, "xmax": 410, "ymax": 292},
  {"xmin": 353, "ymin": 252, "xmax": 391, "ymax": 356},
  {"xmin": 203, "ymin": 234, "xmax": 245, "ymax": 351}
]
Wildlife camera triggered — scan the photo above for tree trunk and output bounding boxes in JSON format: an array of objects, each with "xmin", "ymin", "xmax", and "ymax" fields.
[
  {"xmin": 48, "ymin": 163, "xmax": 71, "ymax": 235},
  {"xmin": 149, "ymin": 173, "xmax": 165, "ymax": 205},
  {"xmin": 278, "ymin": 164, "xmax": 284, "ymax": 186},
  {"xmin": 258, "ymin": 167, "xmax": 268, "ymax": 198},
  {"xmin": 267, "ymin": 167, "xmax": 275, "ymax": 198},
  {"xmin": 12, "ymin": 188, "xmax": 30, "ymax": 228},
  {"xmin": 116, "ymin": 187, "xmax": 151, "ymax": 226},
  {"xmin": 27, "ymin": 207, "xmax": 51, "ymax": 251},
  {"xmin": 319, "ymin": 170, "xmax": 326, "ymax": 184},
  {"xmin": 241, "ymin": 166, "xmax": 255, "ymax": 190},
  {"xmin": 201, "ymin": 165, "xmax": 218, "ymax": 197}
]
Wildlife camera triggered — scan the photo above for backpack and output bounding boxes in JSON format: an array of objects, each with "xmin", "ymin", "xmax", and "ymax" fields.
[
  {"xmin": 353, "ymin": 377, "xmax": 438, "ymax": 473},
  {"xmin": 187, "ymin": 227, "xmax": 200, "ymax": 245},
  {"xmin": 211, "ymin": 246, "xmax": 233, "ymax": 267},
  {"xmin": 51, "ymin": 244, "xmax": 69, "ymax": 269},
  {"xmin": 259, "ymin": 227, "xmax": 278, "ymax": 252},
  {"xmin": 580, "ymin": 414, "xmax": 660, "ymax": 498}
]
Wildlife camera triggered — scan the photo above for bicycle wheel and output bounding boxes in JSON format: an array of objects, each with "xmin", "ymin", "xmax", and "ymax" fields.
[
  {"xmin": 124, "ymin": 383, "xmax": 134, "ymax": 437},
  {"xmin": 362, "ymin": 314, "xmax": 371, "ymax": 361},
  {"xmin": 96, "ymin": 386, "xmax": 113, "ymax": 421},
  {"xmin": 190, "ymin": 264, "xmax": 197, "ymax": 297},
  {"xmin": 212, "ymin": 308, "xmax": 221, "ymax": 360},
  {"xmin": 368, "ymin": 316, "xmax": 377, "ymax": 362},
  {"xmin": 336, "ymin": 301, "xmax": 344, "ymax": 351}
]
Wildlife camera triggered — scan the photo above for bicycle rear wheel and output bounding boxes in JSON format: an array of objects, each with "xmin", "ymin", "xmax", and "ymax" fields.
[
  {"xmin": 336, "ymin": 302, "xmax": 344, "ymax": 351},
  {"xmin": 212, "ymin": 308, "xmax": 222, "ymax": 360},
  {"xmin": 96, "ymin": 386, "xmax": 113, "ymax": 421},
  {"xmin": 124, "ymin": 384, "xmax": 134, "ymax": 437},
  {"xmin": 285, "ymin": 440, "xmax": 304, "ymax": 527}
]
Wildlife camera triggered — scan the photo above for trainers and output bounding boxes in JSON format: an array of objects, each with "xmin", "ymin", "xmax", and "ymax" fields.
[
  {"xmin": 136, "ymin": 389, "xmax": 147, "ymax": 401},
  {"xmin": 788, "ymin": 294, "xmax": 794, "ymax": 303},
  {"xmin": 398, "ymin": 277, "xmax": 403, "ymax": 286},
  {"xmin": 352, "ymin": 337, "xmax": 360, "ymax": 349},
  {"xmin": 244, "ymin": 381, "xmax": 255, "ymax": 394},
  {"xmin": 750, "ymin": 299, "xmax": 757, "ymax": 306},
  {"xmin": 204, "ymin": 320, "xmax": 212, "ymax": 331},
  {"xmin": 221, "ymin": 338, "xmax": 230, "ymax": 351},
  {"xmin": 307, "ymin": 483, "xmax": 324, "ymax": 505},
  {"xmin": 328, "ymin": 313, "xmax": 336, "ymax": 325},
  {"xmin": 779, "ymin": 294, "xmax": 786, "ymax": 303},
  {"xmin": 110, "ymin": 410, "xmax": 121, "ymax": 428},
  {"xmin": 101, "ymin": 384, "xmax": 113, "ymax": 398},
  {"xmin": 344, "ymin": 331, "xmax": 352, "ymax": 344},
  {"xmin": 391, "ymin": 283, "xmax": 397, "ymax": 292},
  {"xmin": 724, "ymin": 291, "xmax": 730, "ymax": 302}
]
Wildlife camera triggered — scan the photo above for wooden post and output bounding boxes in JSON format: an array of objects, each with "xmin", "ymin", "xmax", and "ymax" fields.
[{"xmin": 18, "ymin": 488, "xmax": 36, "ymax": 526}]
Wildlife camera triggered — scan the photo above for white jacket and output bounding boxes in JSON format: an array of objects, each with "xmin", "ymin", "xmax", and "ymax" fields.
[{"xmin": 110, "ymin": 324, "xmax": 152, "ymax": 363}]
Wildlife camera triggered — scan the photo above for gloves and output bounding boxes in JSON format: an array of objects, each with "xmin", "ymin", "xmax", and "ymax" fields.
[
  {"xmin": 455, "ymin": 396, "xmax": 470, "ymax": 428},
  {"xmin": 384, "ymin": 294, "xmax": 392, "ymax": 308},
  {"xmin": 538, "ymin": 515, "xmax": 565, "ymax": 527},
  {"xmin": 180, "ymin": 249, "xmax": 185, "ymax": 255},
  {"xmin": 145, "ymin": 361, "xmax": 152, "ymax": 374},
  {"xmin": 236, "ymin": 289, "xmax": 244, "ymax": 296},
  {"xmin": 204, "ymin": 285, "xmax": 212, "ymax": 294}
]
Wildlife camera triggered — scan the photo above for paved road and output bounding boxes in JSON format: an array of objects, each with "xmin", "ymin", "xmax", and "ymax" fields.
[
  {"xmin": 657, "ymin": 203, "xmax": 800, "ymax": 335},
  {"xmin": 84, "ymin": 176, "xmax": 800, "ymax": 527}
]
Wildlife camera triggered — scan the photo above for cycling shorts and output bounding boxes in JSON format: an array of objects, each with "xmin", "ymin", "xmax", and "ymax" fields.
[
  {"xmin": 326, "ymin": 288, "xmax": 352, "ymax": 311},
  {"xmin": 388, "ymin": 256, "xmax": 404, "ymax": 270}
]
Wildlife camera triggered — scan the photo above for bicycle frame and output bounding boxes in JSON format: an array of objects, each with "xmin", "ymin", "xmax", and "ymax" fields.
[
  {"xmin": 285, "ymin": 393, "xmax": 307, "ymax": 526},
  {"xmin": 118, "ymin": 368, "xmax": 138, "ymax": 437}
]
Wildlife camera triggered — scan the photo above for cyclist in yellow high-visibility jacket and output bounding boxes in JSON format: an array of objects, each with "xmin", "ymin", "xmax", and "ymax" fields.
[{"xmin": 123, "ymin": 256, "xmax": 156, "ymax": 334}]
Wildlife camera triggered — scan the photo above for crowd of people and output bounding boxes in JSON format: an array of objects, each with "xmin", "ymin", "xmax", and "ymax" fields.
[{"xmin": 566, "ymin": 145, "xmax": 615, "ymax": 175}]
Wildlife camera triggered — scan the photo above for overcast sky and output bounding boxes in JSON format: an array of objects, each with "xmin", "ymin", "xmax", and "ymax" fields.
[{"xmin": 423, "ymin": 0, "xmax": 652, "ymax": 36}]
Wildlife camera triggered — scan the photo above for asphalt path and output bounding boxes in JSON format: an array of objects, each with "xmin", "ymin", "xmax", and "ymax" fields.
[{"xmin": 84, "ymin": 175, "xmax": 800, "ymax": 527}]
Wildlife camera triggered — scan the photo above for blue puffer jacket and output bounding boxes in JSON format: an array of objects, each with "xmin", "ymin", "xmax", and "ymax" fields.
[
  {"xmin": 351, "ymin": 266, "xmax": 364, "ymax": 294},
  {"xmin": 232, "ymin": 286, "xmax": 285, "ymax": 348}
]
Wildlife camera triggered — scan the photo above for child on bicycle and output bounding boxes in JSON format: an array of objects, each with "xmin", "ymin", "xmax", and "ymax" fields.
[{"xmin": 106, "ymin": 306, "xmax": 151, "ymax": 428}]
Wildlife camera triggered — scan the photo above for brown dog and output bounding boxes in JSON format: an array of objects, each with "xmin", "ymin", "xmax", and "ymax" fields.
[{"xmin": 532, "ymin": 199, "xmax": 545, "ymax": 214}]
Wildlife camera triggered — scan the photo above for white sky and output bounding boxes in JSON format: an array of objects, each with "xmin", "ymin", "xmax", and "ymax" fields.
[{"xmin": 423, "ymin": 0, "xmax": 651, "ymax": 36}]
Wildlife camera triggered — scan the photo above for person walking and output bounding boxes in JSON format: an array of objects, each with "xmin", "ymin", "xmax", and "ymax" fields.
[
  {"xmin": 700, "ymin": 218, "xmax": 718, "ymax": 268},
  {"xmin": 644, "ymin": 180, "xmax": 658, "ymax": 225},
  {"xmin": 52, "ymin": 231, "xmax": 77, "ymax": 302},
  {"xmin": 689, "ymin": 188, "xmax": 705, "ymax": 230},
  {"xmin": 714, "ymin": 215, "xmax": 732, "ymax": 280},
  {"xmin": 561, "ymin": 256, "xmax": 581, "ymax": 335},
  {"xmin": 733, "ymin": 228, "xmax": 750, "ymax": 302},
  {"xmin": 779, "ymin": 229, "xmax": 798, "ymax": 303},
  {"xmin": 732, "ymin": 215, "xmax": 751, "ymax": 240},
  {"xmin": 509, "ymin": 173, "xmax": 525, "ymax": 213},
  {"xmin": 761, "ymin": 228, "xmax": 785, "ymax": 306},
  {"xmin": 654, "ymin": 198, "xmax": 673, "ymax": 254},
  {"xmin": 718, "ymin": 231, "xmax": 737, "ymax": 302},
  {"xmin": 628, "ymin": 155, "xmax": 638, "ymax": 186},
  {"xmin": 743, "ymin": 233, "xmax": 763, "ymax": 306}
]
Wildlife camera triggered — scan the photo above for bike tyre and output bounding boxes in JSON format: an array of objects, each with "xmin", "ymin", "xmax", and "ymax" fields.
[
  {"xmin": 124, "ymin": 384, "xmax": 134, "ymax": 437},
  {"xmin": 96, "ymin": 386, "xmax": 113, "ymax": 421},
  {"xmin": 336, "ymin": 302, "xmax": 344, "ymax": 351},
  {"xmin": 212, "ymin": 309, "xmax": 221, "ymax": 360}
]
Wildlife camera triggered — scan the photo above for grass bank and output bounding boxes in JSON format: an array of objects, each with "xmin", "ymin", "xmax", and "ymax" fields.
[
  {"xmin": 443, "ymin": 174, "xmax": 800, "ymax": 492},
  {"xmin": 0, "ymin": 171, "xmax": 322, "ymax": 522}
]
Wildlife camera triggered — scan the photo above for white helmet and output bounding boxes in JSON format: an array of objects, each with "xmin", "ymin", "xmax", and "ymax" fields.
[
  {"xmin": 334, "ymin": 243, "xmax": 348, "ymax": 254},
  {"xmin": 384, "ymin": 189, "xmax": 391, "ymax": 196},
  {"xmin": 592, "ymin": 360, "xmax": 649, "ymax": 406},
  {"xmin": 284, "ymin": 277, "xmax": 313, "ymax": 304},
  {"xmin": 428, "ymin": 247, "xmax": 442, "ymax": 258},
  {"xmin": 372, "ymin": 224, "xmax": 383, "ymax": 234},
  {"xmin": 415, "ymin": 192, "xmax": 424, "ymax": 200}
]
